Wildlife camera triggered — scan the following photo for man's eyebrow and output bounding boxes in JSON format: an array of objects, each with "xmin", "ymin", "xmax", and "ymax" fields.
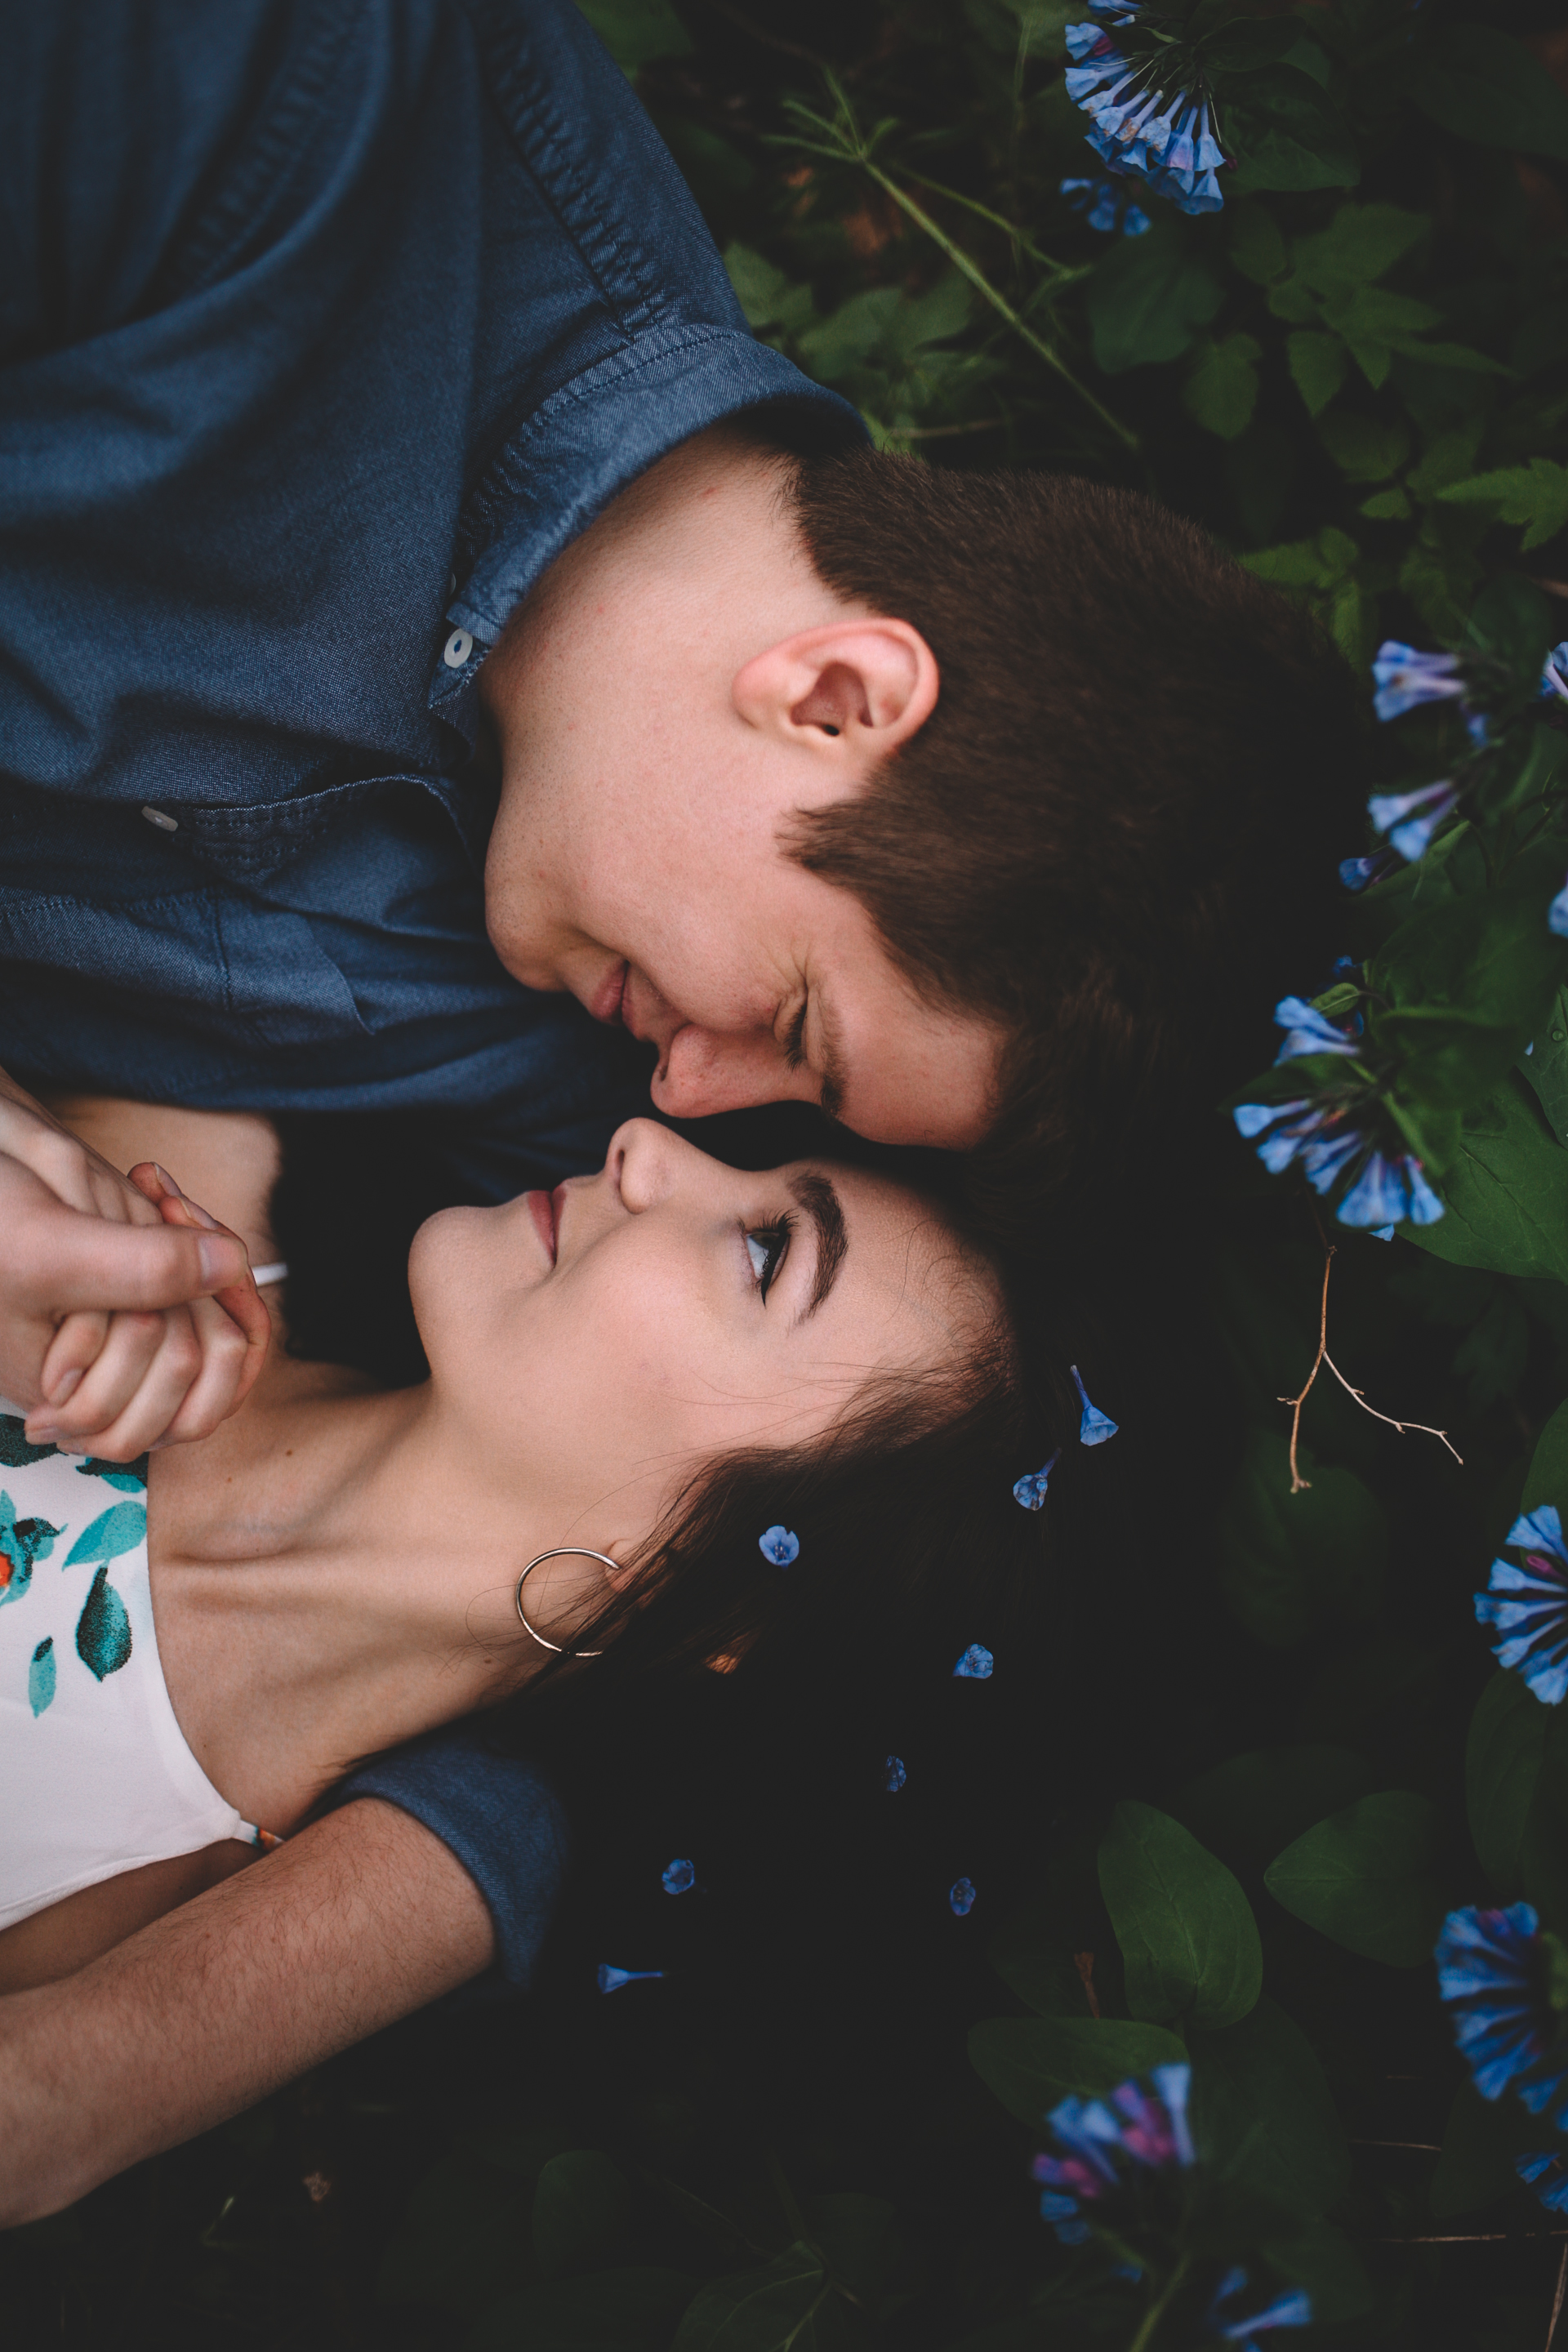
[{"xmin": 787, "ymin": 1169, "xmax": 848, "ymax": 1321}]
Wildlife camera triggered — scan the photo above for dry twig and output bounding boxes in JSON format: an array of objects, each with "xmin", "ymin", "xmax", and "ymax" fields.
[{"xmin": 1278, "ymin": 1241, "xmax": 1461, "ymax": 1491}]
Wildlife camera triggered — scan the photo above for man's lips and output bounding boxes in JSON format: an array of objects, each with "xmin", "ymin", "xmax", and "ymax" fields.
[
  {"xmin": 588, "ymin": 960, "xmax": 628, "ymax": 1027},
  {"xmin": 526, "ymin": 1187, "xmax": 560, "ymax": 1263}
]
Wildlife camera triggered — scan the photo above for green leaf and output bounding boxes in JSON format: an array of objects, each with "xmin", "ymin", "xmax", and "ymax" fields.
[
  {"xmin": 1466, "ymin": 1671, "xmax": 1550, "ymax": 1896},
  {"xmin": 1085, "ymin": 228, "xmax": 1224, "ymax": 374},
  {"xmin": 532, "ymin": 2151, "xmax": 631, "ymax": 2280},
  {"xmin": 1286, "ymin": 330, "xmax": 1348, "ymax": 417},
  {"xmin": 1292, "ymin": 203, "xmax": 1430, "ymax": 292},
  {"xmin": 967, "ymin": 2017, "xmax": 1187, "ymax": 2127},
  {"xmin": 1216, "ymin": 1429, "xmax": 1387, "ymax": 1650},
  {"xmin": 1097, "ymin": 1802, "xmax": 1262, "ymax": 2029},
  {"xmin": 1165, "ymin": 1747, "xmax": 1374, "ymax": 1876},
  {"xmin": 1406, "ymin": 1074, "xmax": 1568, "ymax": 1282},
  {"xmin": 987, "ymin": 1905, "xmax": 1098, "ymax": 2020},
  {"xmin": 381, "ymin": 2147, "xmax": 532, "ymax": 2314},
  {"xmin": 800, "ymin": 2197, "xmax": 914, "ymax": 2327},
  {"xmin": 723, "ymin": 244, "xmax": 813, "ymax": 336},
  {"xmin": 672, "ymin": 2246, "xmax": 844, "ymax": 2352},
  {"xmin": 471, "ymin": 2268, "xmax": 697, "ymax": 2352},
  {"xmin": 1440, "ymin": 460, "xmax": 1568, "ymax": 552},
  {"xmin": 1227, "ymin": 203, "xmax": 1288, "ymax": 287},
  {"xmin": 1263, "ymin": 1792, "xmax": 1446, "ymax": 1965},
  {"xmin": 1411, "ymin": 22, "xmax": 1568, "ymax": 167},
  {"xmin": 576, "ymin": 0, "xmax": 693, "ymax": 72},
  {"xmin": 1223, "ymin": 66, "xmax": 1359, "ymax": 193},
  {"xmin": 1361, "ymin": 487, "xmax": 1411, "ymax": 521},
  {"xmin": 1431, "ymin": 2079, "xmax": 1535, "ymax": 2218},
  {"xmin": 1189, "ymin": 1997, "xmax": 1351, "ymax": 2217},
  {"xmin": 1525, "ymin": 1396, "xmax": 1568, "ymax": 1517},
  {"xmin": 1316, "ymin": 408, "xmax": 1410, "ymax": 483},
  {"xmin": 1370, "ymin": 879, "xmax": 1567, "ymax": 1112},
  {"xmin": 1183, "ymin": 333, "xmax": 1261, "ymax": 440}
]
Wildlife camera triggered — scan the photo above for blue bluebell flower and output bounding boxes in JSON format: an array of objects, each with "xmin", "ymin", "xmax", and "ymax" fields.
[
  {"xmin": 1013, "ymin": 1449, "xmax": 1061, "ymax": 1510},
  {"xmin": 1070, "ymin": 1365, "xmax": 1117, "ymax": 1446},
  {"xmin": 1059, "ymin": 176, "xmax": 1149, "ymax": 234},
  {"xmin": 1367, "ymin": 780, "xmax": 1460, "ymax": 864},
  {"xmin": 953, "ymin": 1642, "xmax": 994, "ymax": 1679},
  {"xmin": 1517, "ymin": 2149, "xmax": 1568, "ymax": 2212},
  {"xmin": 1436, "ymin": 1903, "xmax": 1568, "ymax": 2124},
  {"xmin": 1550, "ymin": 875, "xmax": 1568, "ymax": 940},
  {"xmin": 1476, "ymin": 1506, "xmax": 1568, "ymax": 1704},
  {"xmin": 950, "ymin": 1878, "xmax": 977, "ymax": 1915},
  {"xmin": 1030, "ymin": 2065, "xmax": 1195, "ymax": 2245},
  {"xmin": 1207, "ymin": 2268, "xmax": 1314, "ymax": 2345},
  {"xmin": 1272, "ymin": 996, "xmax": 1361, "ymax": 1064},
  {"xmin": 759, "ymin": 1525, "xmax": 800, "ymax": 1566},
  {"xmin": 1062, "ymin": 7, "xmax": 1226, "ymax": 217},
  {"xmin": 1337, "ymin": 1151, "xmax": 1444, "ymax": 1230},
  {"xmin": 1543, "ymin": 643, "xmax": 1568, "ymax": 704},
  {"xmin": 1340, "ymin": 851, "xmax": 1398, "ymax": 893},
  {"xmin": 662, "ymin": 1859, "xmax": 696, "ymax": 1895},
  {"xmin": 598, "ymin": 1963, "xmax": 666, "ymax": 1993},
  {"xmin": 885, "ymin": 1754, "xmax": 906, "ymax": 1792},
  {"xmin": 1371, "ymin": 642, "xmax": 1468, "ymax": 723}
]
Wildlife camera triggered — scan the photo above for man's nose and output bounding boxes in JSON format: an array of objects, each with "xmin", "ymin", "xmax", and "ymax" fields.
[{"xmin": 654, "ymin": 1025, "xmax": 816, "ymax": 1119}]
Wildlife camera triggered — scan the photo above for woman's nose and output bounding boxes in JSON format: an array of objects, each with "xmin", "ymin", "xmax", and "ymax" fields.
[{"xmin": 608, "ymin": 1116, "xmax": 688, "ymax": 1213}]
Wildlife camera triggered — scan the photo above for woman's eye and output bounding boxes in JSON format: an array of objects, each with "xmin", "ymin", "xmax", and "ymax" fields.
[{"xmin": 745, "ymin": 1225, "xmax": 791, "ymax": 1302}]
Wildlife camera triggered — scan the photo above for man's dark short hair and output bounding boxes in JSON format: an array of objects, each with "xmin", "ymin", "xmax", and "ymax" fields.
[{"xmin": 783, "ymin": 451, "xmax": 1366, "ymax": 1241}]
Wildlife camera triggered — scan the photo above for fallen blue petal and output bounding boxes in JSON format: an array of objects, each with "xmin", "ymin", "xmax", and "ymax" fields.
[
  {"xmin": 1550, "ymin": 875, "xmax": 1568, "ymax": 939},
  {"xmin": 885, "ymin": 1754, "xmax": 906, "ymax": 1792},
  {"xmin": 949, "ymin": 1878, "xmax": 977, "ymax": 1915},
  {"xmin": 1013, "ymin": 1448, "xmax": 1060, "ymax": 1510},
  {"xmin": 954, "ymin": 1643, "xmax": 994, "ymax": 1679},
  {"xmin": 1370, "ymin": 1224, "xmax": 1396, "ymax": 1241},
  {"xmin": 662, "ymin": 1859, "xmax": 696, "ymax": 1895},
  {"xmin": 598, "ymin": 1964, "xmax": 666, "ymax": 1993},
  {"xmin": 759, "ymin": 1525, "xmax": 800, "ymax": 1566},
  {"xmin": 1070, "ymin": 1365, "xmax": 1118, "ymax": 1446}
]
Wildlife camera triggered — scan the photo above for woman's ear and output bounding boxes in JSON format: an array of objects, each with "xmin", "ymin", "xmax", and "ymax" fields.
[{"xmin": 732, "ymin": 618, "xmax": 938, "ymax": 771}]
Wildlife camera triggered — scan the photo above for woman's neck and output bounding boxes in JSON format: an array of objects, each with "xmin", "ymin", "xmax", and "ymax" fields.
[{"xmin": 147, "ymin": 1321, "xmax": 554, "ymax": 1833}]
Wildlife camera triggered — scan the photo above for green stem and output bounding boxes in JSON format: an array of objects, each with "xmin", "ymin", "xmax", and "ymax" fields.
[
  {"xmin": 1125, "ymin": 2251, "xmax": 1192, "ymax": 2352},
  {"xmin": 858, "ymin": 162, "xmax": 1138, "ymax": 448},
  {"xmin": 897, "ymin": 167, "xmax": 1089, "ymax": 282}
]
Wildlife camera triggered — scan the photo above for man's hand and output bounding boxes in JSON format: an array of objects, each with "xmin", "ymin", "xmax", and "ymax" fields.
[
  {"xmin": 0, "ymin": 1072, "xmax": 270, "ymax": 1459},
  {"xmin": 0, "ymin": 1802, "xmax": 496, "ymax": 2223}
]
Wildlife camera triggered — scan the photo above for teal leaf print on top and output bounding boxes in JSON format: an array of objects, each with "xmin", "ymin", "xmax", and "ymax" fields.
[
  {"xmin": 76, "ymin": 1457, "xmax": 148, "ymax": 1492},
  {"xmin": 76, "ymin": 1565, "xmax": 131, "ymax": 1680},
  {"xmin": 0, "ymin": 1415, "xmax": 58, "ymax": 1468},
  {"xmin": 29, "ymin": 1637, "xmax": 55, "ymax": 1717},
  {"xmin": 0, "ymin": 1491, "xmax": 61, "ymax": 1607},
  {"xmin": 65, "ymin": 1501, "xmax": 146, "ymax": 1567}
]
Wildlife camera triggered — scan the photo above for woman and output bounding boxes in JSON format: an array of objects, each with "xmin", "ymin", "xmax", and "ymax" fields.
[{"xmin": 1, "ymin": 1093, "xmax": 1045, "ymax": 1999}]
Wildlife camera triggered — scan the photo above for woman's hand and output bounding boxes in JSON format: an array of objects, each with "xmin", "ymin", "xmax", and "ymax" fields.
[{"xmin": 0, "ymin": 1073, "xmax": 270, "ymax": 1459}]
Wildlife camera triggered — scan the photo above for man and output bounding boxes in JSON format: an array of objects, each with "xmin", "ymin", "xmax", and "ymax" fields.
[{"xmin": 0, "ymin": 0, "xmax": 1362, "ymax": 2210}]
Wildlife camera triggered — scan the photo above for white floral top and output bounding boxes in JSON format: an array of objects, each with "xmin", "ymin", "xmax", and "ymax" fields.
[{"xmin": 0, "ymin": 1403, "xmax": 262, "ymax": 1932}]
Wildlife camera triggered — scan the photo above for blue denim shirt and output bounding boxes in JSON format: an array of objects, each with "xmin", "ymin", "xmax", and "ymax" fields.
[{"xmin": 0, "ymin": 0, "xmax": 862, "ymax": 1188}]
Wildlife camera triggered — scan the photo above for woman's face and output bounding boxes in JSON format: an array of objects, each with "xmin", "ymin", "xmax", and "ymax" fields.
[{"xmin": 408, "ymin": 1120, "xmax": 995, "ymax": 1552}]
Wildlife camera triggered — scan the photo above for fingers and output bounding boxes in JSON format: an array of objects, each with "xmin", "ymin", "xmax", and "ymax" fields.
[
  {"xmin": 24, "ymin": 1191, "xmax": 251, "ymax": 1317},
  {"xmin": 26, "ymin": 1307, "xmax": 175, "ymax": 1455},
  {"xmin": 36, "ymin": 1312, "xmax": 111, "ymax": 1409},
  {"xmin": 146, "ymin": 1178, "xmax": 271, "ymax": 1420},
  {"xmin": 147, "ymin": 1293, "xmax": 257, "ymax": 1446}
]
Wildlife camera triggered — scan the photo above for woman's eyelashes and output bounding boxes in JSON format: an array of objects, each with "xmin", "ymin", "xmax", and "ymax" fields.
[{"xmin": 743, "ymin": 1214, "xmax": 794, "ymax": 1303}]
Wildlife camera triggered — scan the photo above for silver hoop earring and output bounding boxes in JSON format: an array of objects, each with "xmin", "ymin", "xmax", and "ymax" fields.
[{"xmin": 514, "ymin": 1548, "xmax": 612, "ymax": 1657}]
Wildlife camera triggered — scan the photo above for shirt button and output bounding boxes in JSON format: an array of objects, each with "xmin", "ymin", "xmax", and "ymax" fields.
[
  {"xmin": 140, "ymin": 805, "xmax": 179, "ymax": 832},
  {"xmin": 443, "ymin": 628, "xmax": 474, "ymax": 669}
]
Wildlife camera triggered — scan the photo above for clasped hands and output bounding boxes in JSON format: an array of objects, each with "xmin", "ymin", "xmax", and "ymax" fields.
[{"xmin": 0, "ymin": 1074, "xmax": 269, "ymax": 1460}]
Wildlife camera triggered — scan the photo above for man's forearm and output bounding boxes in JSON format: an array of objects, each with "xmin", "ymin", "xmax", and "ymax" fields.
[{"xmin": 0, "ymin": 1798, "xmax": 495, "ymax": 2224}]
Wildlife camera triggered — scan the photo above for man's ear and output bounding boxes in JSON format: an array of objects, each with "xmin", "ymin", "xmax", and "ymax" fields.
[{"xmin": 732, "ymin": 618, "xmax": 938, "ymax": 770}]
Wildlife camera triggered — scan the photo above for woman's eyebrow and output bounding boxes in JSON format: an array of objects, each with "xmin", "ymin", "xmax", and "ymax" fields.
[{"xmin": 786, "ymin": 1169, "xmax": 848, "ymax": 1320}]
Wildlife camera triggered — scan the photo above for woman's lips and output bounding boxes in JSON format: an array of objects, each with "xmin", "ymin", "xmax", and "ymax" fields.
[
  {"xmin": 526, "ymin": 1188, "xmax": 558, "ymax": 1263},
  {"xmin": 589, "ymin": 960, "xmax": 628, "ymax": 1027}
]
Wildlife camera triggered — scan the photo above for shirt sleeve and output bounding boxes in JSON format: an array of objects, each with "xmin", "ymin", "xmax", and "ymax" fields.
[{"xmin": 325, "ymin": 1731, "xmax": 569, "ymax": 1989}]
